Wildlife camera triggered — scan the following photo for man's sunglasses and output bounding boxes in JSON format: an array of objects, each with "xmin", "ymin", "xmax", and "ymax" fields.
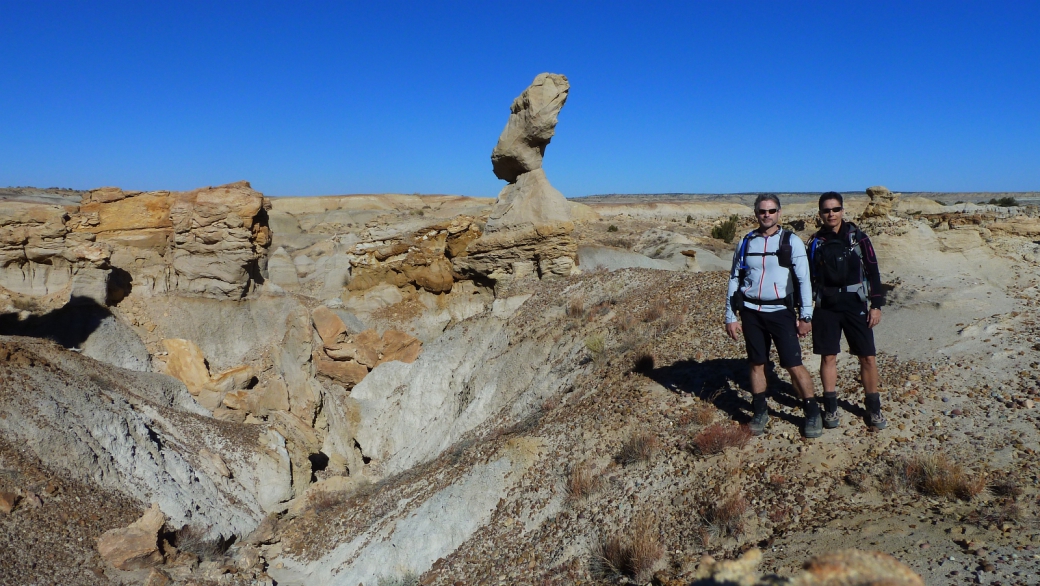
[
  {"xmin": 755, "ymin": 208, "xmax": 779, "ymax": 215},
  {"xmin": 820, "ymin": 206, "xmax": 843, "ymax": 214}
]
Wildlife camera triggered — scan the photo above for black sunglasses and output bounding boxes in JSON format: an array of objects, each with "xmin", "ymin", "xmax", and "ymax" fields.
[
  {"xmin": 756, "ymin": 208, "xmax": 779, "ymax": 215},
  {"xmin": 820, "ymin": 206, "xmax": 843, "ymax": 214}
]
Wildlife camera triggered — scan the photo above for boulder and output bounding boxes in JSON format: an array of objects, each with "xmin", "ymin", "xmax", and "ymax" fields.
[
  {"xmin": 792, "ymin": 549, "xmax": 924, "ymax": 585},
  {"xmin": 315, "ymin": 358, "xmax": 369, "ymax": 387},
  {"xmin": 312, "ymin": 306, "xmax": 348, "ymax": 347},
  {"xmin": 96, "ymin": 503, "xmax": 165, "ymax": 571},
  {"xmin": 861, "ymin": 185, "xmax": 900, "ymax": 219},
  {"xmin": 0, "ymin": 491, "xmax": 19, "ymax": 514},
  {"xmin": 491, "ymin": 73, "xmax": 570, "ymax": 183},
  {"xmin": 162, "ymin": 338, "xmax": 211, "ymax": 395},
  {"xmin": 379, "ymin": 329, "xmax": 423, "ymax": 365}
]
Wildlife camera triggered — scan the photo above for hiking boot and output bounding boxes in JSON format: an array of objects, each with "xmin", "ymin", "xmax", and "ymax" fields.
[
  {"xmin": 822, "ymin": 409, "xmax": 841, "ymax": 429},
  {"xmin": 868, "ymin": 411, "xmax": 887, "ymax": 430},
  {"xmin": 804, "ymin": 412, "xmax": 823, "ymax": 438},
  {"xmin": 748, "ymin": 411, "xmax": 770, "ymax": 436}
]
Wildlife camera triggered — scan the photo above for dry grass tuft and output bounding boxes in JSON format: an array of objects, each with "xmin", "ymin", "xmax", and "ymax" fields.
[
  {"xmin": 701, "ymin": 491, "xmax": 749, "ymax": 537},
  {"xmin": 690, "ymin": 423, "xmax": 752, "ymax": 455},
  {"xmin": 632, "ymin": 352, "xmax": 655, "ymax": 374},
  {"xmin": 896, "ymin": 453, "xmax": 986, "ymax": 501},
  {"xmin": 678, "ymin": 400, "xmax": 717, "ymax": 427},
  {"xmin": 566, "ymin": 295, "xmax": 585, "ymax": 318},
  {"xmin": 566, "ymin": 462, "xmax": 603, "ymax": 501},
  {"xmin": 641, "ymin": 299, "xmax": 668, "ymax": 323},
  {"xmin": 172, "ymin": 524, "xmax": 233, "ymax": 559},
  {"xmin": 989, "ymin": 476, "xmax": 1022, "ymax": 498},
  {"xmin": 616, "ymin": 432, "xmax": 660, "ymax": 466},
  {"xmin": 588, "ymin": 300, "xmax": 613, "ymax": 319},
  {"xmin": 593, "ymin": 516, "xmax": 666, "ymax": 583},
  {"xmin": 306, "ymin": 489, "xmax": 350, "ymax": 515}
]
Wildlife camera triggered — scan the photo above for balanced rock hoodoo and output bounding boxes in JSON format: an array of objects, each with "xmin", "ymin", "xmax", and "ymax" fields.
[
  {"xmin": 454, "ymin": 73, "xmax": 578, "ymax": 287},
  {"xmin": 860, "ymin": 185, "xmax": 900, "ymax": 219}
]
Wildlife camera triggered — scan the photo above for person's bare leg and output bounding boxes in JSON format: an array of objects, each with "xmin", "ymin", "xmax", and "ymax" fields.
[
  {"xmin": 819, "ymin": 354, "xmax": 838, "ymax": 393},
  {"xmin": 786, "ymin": 365, "xmax": 816, "ymax": 399},
  {"xmin": 749, "ymin": 363, "xmax": 767, "ymax": 396},
  {"xmin": 859, "ymin": 355, "xmax": 879, "ymax": 395},
  {"xmin": 748, "ymin": 362, "xmax": 770, "ymax": 434},
  {"xmin": 859, "ymin": 354, "xmax": 886, "ymax": 428}
]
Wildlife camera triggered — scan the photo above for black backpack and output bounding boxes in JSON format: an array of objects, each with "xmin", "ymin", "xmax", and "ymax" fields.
[{"xmin": 809, "ymin": 224, "xmax": 868, "ymax": 303}]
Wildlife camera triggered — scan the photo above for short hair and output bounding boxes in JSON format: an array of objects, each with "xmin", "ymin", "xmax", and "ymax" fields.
[
  {"xmin": 754, "ymin": 193, "xmax": 781, "ymax": 210},
  {"xmin": 819, "ymin": 191, "xmax": 844, "ymax": 208}
]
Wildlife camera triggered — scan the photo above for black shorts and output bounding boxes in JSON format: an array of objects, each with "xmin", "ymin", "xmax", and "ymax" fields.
[
  {"xmin": 739, "ymin": 308, "xmax": 803, "ymax": 368},
  {"xmin": 812, "ymin": 301, "xmax": 877, "ymax": 357}
]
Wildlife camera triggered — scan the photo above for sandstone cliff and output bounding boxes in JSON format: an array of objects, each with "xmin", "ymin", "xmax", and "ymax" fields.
[{"xmin": 0, "ymin": 181, "xmax": 270, "ymax": 304}]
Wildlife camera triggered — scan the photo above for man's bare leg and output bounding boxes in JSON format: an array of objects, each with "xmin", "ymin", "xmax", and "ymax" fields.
[{"xmin": 748, "ymin": 363, "xmax": 770, "ymax": 435}]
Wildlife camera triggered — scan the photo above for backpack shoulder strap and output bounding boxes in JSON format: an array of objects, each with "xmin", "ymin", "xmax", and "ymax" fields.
[{"xmin": 736, "ymin": 230, "xmax": 757, "ymax": 268}]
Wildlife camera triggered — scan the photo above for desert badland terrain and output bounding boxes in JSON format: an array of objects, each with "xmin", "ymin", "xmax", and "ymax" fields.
[{"xmin": 3, "ymin": 74, "xmax": 1040, "ymax": 586}]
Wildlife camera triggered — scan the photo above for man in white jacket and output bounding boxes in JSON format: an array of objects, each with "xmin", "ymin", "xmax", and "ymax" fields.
[{"xmin": 723, "ymin": 194, "xmax": 820, "ymax": 438}]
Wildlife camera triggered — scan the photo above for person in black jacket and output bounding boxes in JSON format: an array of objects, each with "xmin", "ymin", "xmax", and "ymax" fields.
[{"xmin": 807, "ymin": 192, "xmax": 886, "ymax": 430}]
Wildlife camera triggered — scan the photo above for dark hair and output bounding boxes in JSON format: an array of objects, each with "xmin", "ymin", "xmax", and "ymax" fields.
[
  {"xmin": 819, "ymin": 191, "xmax": 843, "ymax": 208},
  {"xmin": 754, "ymin": 193, "xmax": 781, "ymax": 210}
]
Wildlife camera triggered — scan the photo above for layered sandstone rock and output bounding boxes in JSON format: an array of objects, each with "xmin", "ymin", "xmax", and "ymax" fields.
[
  {"xmin": 860, "ymin": 185, "xmax": 900, "ymax": 219},
  {"xmin": 344, "ymin": 216, "xmax": 481, "ymax": 294},
  {"xmin": 71, "ymin": 181, "xmax": 271, "ymax": 298},
  {"xmin": 311, "ymin": 306, "xmax": 422, "ymax": 388},
  {"xmin": 0, "ymin": 181, "xmax": 270, "ymax": 305}
]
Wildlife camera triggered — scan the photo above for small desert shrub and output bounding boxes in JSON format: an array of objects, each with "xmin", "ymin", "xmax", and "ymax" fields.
[
  {"xmin": 989, "ymin": 476, "xmax": 1022, "ymax": 498},
  {"xmin": 712, "ymin": 215, "xmax": 740, "ymax": 243},
  {"xmin": 843, "ymin": 471, "xmax": 871, "ymax": 492},
  {"xmin": 567, "ymin": 295, "xmax": 585, "ymax": 318},
  {"xmin": 566, "ymin": 462, "xmax": 603, "ymax": 501},
  {"xmin": 592, "ymin": 517, "xmax": 665, "ymax": 583},
  {"xmin": 686, "ymin": 214, "xmax": 693, "ymax": 223},
  {"xmin": 377, "ymin": 572, "xmax": 419, "ymax": 586},
  {"xmin": 172, "ymin": 524, "xmax": 233, "ymax": 559},
  {"xmin": 767, "ymin": 473, "xmax": 787, "ymax": 490},
  {"xmin": 616, "ymin": 432, "xmax": 660, "ymax": 466},
  {"xmin": 701, "ymin": 491, "xmax": 749, "ymax": 537},
  {"xmin": 632, "ymin": 352, "xmax": 654, "ymax": 374},
  {"xmin": 607, "ymin": 224, "xmax": 619, "ymax": 232},
  {"xmin": 616, "ymin": 313, "xmax": 639, "ymax": 332},
  {"xmin": 602, "ymin": 236, "xmax": 633, "ymax": 249},
  {"xmin": 987, "ymin": 197, "xmax": 1019, "ymax": 207},
  {"xmin": 677, "ymin": 400, "xmax": 716, "ymax": 427},
  {"xmin": 690, "ymin": 423, "xmax": 752, "ymax": 455},
  {"xmin": 588, "ymin": 300, "xmax": 612, "ymax": 319},
  {"xmin": 966, "ymin": 499, "xmax": 1022, "ymax": 529},
  {"xmin": 898, "ymin": 453, "xmax": 985, "ymax": 501},
  {"xmin": 768, "ymin": 503, "xmax": 792, "ymax": 525},
  {"xmin": 642, "ymin": 299, "xmax": 668, "ymax": 322},
  {"xmin": 305, "ymin": 489, "xmax": 351, "ymax": 515},
  {"xmin": 584, "ymin": 334, "xmax": 605, "ymax": 355},
  {"xmin": 657, "ymin": 312, "xmax": 685, "ymax": 336}
]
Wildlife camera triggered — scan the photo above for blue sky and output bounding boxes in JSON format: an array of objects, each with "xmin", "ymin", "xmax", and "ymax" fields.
[{"xmin": 1, "ymin": 1, "xmax": 1038, "ymax": 197}]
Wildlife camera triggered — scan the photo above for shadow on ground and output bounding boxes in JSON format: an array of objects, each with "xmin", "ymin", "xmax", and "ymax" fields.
[{"xmin": 648, "ymin": 357, "xmax": 805, "ymax": 428}]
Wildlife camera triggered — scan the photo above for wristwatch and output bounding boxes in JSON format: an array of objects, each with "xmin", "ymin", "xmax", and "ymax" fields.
[{"xmin": 800, "ymin": 316, "xmax": 812, "ymax": 323}]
